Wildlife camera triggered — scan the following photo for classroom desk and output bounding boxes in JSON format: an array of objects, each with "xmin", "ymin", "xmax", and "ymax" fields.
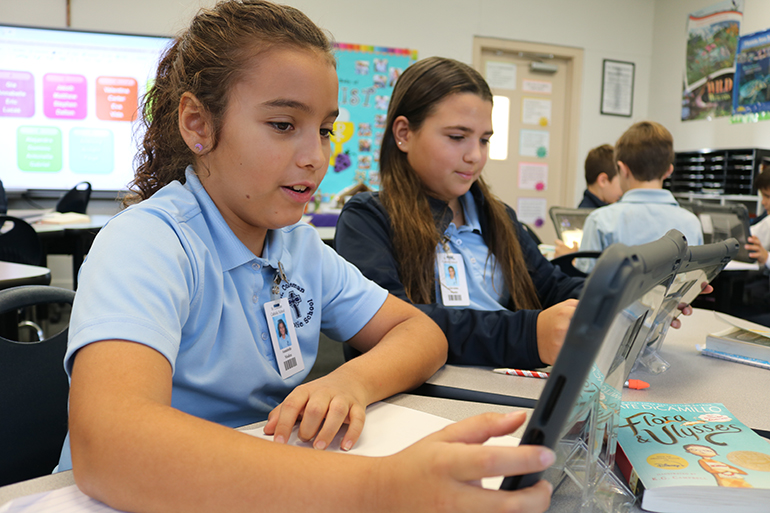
[
  {"xmin": 419, "ymin": 308, "xmax": 770, "ymax": 436},
  {"xmin": 31, "ymin": 215, "xmax": 111, "ymax": 290},
  {"xmin": 0, "ymin": 394, "xmax": 531, "ymax": 508},
  {"xmin": 0, "ymin": 261, "xmax": 51, "ymax": 290}
]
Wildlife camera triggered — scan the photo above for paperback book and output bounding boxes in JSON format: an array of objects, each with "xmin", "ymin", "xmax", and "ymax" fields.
[
  {"xmin": 616, "ymin": 401, "xmax": 770, "ymax": 513},
  {"xmin": 706, "ymin": 325, "xmax": 770, "ymax": 363}
]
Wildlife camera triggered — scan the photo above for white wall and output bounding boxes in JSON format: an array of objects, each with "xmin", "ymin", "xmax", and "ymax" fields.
[{"xmin": 649, "ymin": 0, "xmax": 770, "ymax": 151}]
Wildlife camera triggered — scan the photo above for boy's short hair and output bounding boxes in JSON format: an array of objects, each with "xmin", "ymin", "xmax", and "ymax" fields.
[
  {"xmin": 615, "ymin": 121, "xmax": 675, "ymax": 182},
  {"xmin": 584, "ymin": 144, "xmax": 617, "ymax": 185},
  {"xmin": 756, "ymin": 167, "xmax": 770, "ymax": 192}
]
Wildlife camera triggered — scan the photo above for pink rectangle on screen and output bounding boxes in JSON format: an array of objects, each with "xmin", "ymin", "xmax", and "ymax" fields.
[
  {"xmin": 0, "ymin": 70, "xmax": 35, "ymax": 117},
  {"xmin": 43, "ymin": 73, "xmax": 87, "ymax": 119}
]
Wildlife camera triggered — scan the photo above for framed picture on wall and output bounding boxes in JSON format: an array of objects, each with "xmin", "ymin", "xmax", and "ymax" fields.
[{"xmin": 600, "ymin": 59, "xmax": 635, "ymax": 117}]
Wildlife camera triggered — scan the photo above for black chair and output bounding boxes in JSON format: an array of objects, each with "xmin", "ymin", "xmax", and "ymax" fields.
[
  {"xmin": 550, "ymin": 250, "xmax": 602, "ymax": 278},
  {"xmin": 0, "ymin": 285, "xmax": 75, "ymax": 486},
  {"xmin": 0, "ymin": 215, "xmax": 45, "ymax": 267},
  {"xmin": 0, "ymin": 178, "xmax": 7, "ymax": 214},
  {"xmin": 522, "ymin": 223, "xmax": 542, "ymax": 245},
  {"xmin": 56, "ymin": 181, "xmax": 92, "ymax": 214}
]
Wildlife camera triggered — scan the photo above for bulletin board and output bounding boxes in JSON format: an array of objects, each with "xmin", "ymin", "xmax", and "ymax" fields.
[{"xmin": 321, "ymin": 43, "xmax": 418, "ymax": 200}]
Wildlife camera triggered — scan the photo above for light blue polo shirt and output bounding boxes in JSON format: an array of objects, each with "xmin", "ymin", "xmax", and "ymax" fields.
[
  {"xmin": 576, "ymin": 188, "xmax": 704, "ymax": 273},
  {"xmin": 436, "ymin": 191, "xmax": 509, "ymax": 310},
  {"xmin": 57, "ymin": 167, "xmax": 387, "ymax": 471}
]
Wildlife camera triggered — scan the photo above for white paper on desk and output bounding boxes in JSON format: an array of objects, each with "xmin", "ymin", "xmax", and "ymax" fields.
[
  {"xmin": 0, "ymin": 403, "xmax": 520, "ymax": 512},
  {"xmin": 246, "ymin": 402, "xmax": 520, "ymax": 489}
]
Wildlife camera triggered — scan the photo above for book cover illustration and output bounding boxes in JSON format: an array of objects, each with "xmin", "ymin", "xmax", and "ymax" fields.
[{"xmin": 617, "ymin": 402, "xmax": 770, "ymax": 492}]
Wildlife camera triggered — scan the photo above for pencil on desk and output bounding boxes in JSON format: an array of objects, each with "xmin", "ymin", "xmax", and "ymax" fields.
[
  {"xmin": 699, "ymin": 347, "xmax": 770, "ymax": 371},
  {"xmin": 493, "ymin": 368, "xmax": 550, "ymax": 378}
]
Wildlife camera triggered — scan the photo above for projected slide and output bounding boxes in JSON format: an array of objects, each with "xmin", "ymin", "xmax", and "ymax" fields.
[{"xmin": 0, "ymin": 25, "xmax": 170, "ymax": 192}]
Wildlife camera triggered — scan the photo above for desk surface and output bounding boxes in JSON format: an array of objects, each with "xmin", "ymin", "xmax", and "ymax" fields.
[
  {"xmin": 0, "ymin": 394, "xmax": 530, "ymax": 508},
  {"xmin": 0, "ymin": 261, "xmax": 51, "ymax": 290},
  {"xmin": 425, "ymin": 308, "xmax": 770, "ymax": 433}
]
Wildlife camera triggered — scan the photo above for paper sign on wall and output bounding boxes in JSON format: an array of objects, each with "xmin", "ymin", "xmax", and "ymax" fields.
[
  {"xmin": 485, "ymin": 61, "xmax": 517, "ymax": 90},
  {"xmin": 519, "ymin": 129, "xmax": 550, "ymax": 158},
  {"xmin": 522, "ymin": 97, "xmax": 552, "ymax": 126},
  {"xmin": 517, "ymin": 197, "xmax": 548, "ymax": 228},
  {"xmin": 518, "ymin": 162, "xmax": 548, "ymax": 191},
  {"xmin": 522, "ymin": 79, "xmax": 552, "ymax": 94}
]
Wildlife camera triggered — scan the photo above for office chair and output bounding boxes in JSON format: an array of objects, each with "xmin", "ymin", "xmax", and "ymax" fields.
[
  {"xmin": 0, "ymin": 215, "xmax": 45, "ymax": 267},
  {"xmin": 56, "ymin": 181, "xmax": 92, "ymax": 214},
  {"xmin": 550, "ymin": 250, "xmax": 602, "ymax": 278},
  {"xmin": 0, "ymin": 285, "xmax": 75, "ymax": 486}
]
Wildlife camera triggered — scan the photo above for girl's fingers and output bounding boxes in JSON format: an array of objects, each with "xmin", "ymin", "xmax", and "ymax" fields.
[
  {"xmin": 441, "ymin": 441, "xmax": 555, "ymax": 483},
  {"xmin": 429, "ymin": 411, "xmax": 528, "ymax": 445}
]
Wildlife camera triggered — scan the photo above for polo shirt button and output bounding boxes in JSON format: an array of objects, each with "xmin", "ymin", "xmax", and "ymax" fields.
[
  {"xmin": 252, "ymin": 295, "xmax": 258, "ymax": 303},
  {"xmin": 456, "ymin": 240, "xmax": 463, "ymax": 245},
  {"xmin": 252, "ymin": 263, "xmax": 260, "ymax": 270},
  {"xmin": 261, "ymin": 332, "xmax": 269, "ymax": 340}
]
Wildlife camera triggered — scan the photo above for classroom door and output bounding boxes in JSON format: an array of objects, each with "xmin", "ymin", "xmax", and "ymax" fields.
[{"xmin": 473, "ymin": 38, "xmax": 583, "ymax": 245}]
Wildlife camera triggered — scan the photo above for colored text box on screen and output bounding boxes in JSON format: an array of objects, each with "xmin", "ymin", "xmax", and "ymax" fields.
[
  {"xmin": 69, "ymin": 128, "xmax": 114, "ymax": 174},
  {"xmin": 43, "ymin": 73, "xmax": 87, "ymax": 120},
  {"xmin": 17, "ymin": 126, "xmax": 63, "ymax": 172},
  {"xmin": 96, "ymin": 77, "xmax": 138, "ymax": 122},
  {"xmin": 0, "ymin": 70, "xmax": 35, "ymax": 118}
]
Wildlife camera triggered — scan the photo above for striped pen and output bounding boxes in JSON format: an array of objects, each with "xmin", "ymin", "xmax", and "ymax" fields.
[
  {"xmin": 698, "ymin": 346, "xmax": 770, "ymax": 371},
  {"xmin": 493, "ymin": 368, "xmax": 550, "ymax": 378}
]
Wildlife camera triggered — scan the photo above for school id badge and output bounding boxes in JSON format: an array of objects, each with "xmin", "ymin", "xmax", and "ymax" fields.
[
  {"xmin": 436, "ymin": 251, "xmax": 470, "ymax": 306},
  {"xmin": 264, "ymin": 298, "xmax": 305, "ymax": 379}
]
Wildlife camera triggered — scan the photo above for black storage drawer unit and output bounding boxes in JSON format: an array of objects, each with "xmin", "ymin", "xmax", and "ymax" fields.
[{"xmin": 666, "ymin": 148, "xmax": 770, "ymax": 196}]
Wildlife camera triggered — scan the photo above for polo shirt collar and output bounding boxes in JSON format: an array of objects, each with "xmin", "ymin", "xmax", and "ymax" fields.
[
  {"xmin": 184, "ymin": 166, "xmax": 288, "ymax": 272},
  {"xmin": 619, "ymin": 188, "xmax": 678, "ymax": 206}
]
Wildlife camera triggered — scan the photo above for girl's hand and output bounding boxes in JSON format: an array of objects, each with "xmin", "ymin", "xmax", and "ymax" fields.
[
  {"xmin": 264, "ymin": 372, "xmax": 368, "ymax": 451},
  {"xmin": 536, "ymin": 299, "xmax": 578, "ymax": 364},
  {"xmin": 746, "ymin": 235, "xmax": 769, "ymax": 266},
  {"xmin": 553, "ymin": 239, "xmax": 578, "ymax": 258},
  {"xmin": 378, "ymin": 411, "xmax": 554, "ymax": 513}
]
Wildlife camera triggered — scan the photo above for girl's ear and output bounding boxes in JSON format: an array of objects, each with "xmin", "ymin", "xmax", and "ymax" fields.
[
  {"xmin": 179, "ymin": 92, "xmax": 212, "ymax": 153},
  {"xmin": 392, "ymin": 115, "xmax": 411, "ymax": 152}
]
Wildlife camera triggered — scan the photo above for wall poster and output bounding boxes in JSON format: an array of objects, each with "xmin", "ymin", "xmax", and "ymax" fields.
[
  {"xmin": 322, "ymin": 43, "xmax": 417, "ymax": 202},
  {"xmin": 681, "ymin": 0, "xmax": 743, "ymax": 121},
  {"xmin": 732, "ymin": 28, "xmax": 770, "ymax": 123}
]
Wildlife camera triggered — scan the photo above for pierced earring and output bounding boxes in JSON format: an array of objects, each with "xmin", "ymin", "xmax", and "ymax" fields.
[
  {"xmin": 194, "ymin": 143, "xmax": 203, "ymax": 152},
  {"xmin": 397, "ymin": 141, "xmax": 402, "ymax": 146}
]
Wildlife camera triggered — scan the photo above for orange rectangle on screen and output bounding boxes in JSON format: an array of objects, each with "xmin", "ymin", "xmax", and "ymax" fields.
[{"xmin": 95, "ymin": 76, "xmax": 138, "ymax": 122}]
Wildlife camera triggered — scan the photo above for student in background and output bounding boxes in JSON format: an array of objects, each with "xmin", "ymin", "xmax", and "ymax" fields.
[
  {"xmin": 335, "ymin": 56, "xmax": 584, "ymax": 370},
  {"xmin": 576, "ymin": 121, "xmax": 704, "ymax": 273},
  {"xmin": 554, "ymin": 143, "xmax": 623, "ymax": 257},
  {"xmin": 578, "ymin": 144, "xmax": 623, "ymax": 209},
  {"xmin": 746, "ymin": 168, "xmax": 770, "ymax": 266},
  {"xmin": 59, "ymin": 3, "xmax": 555, "ymax": 513}
]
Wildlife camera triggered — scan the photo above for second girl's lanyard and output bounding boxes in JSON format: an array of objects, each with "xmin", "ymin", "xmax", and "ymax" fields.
[
  {"xmin": 436, "ymin": 235, "xmax": 470, "ymax": 306},
  {"xmin": 264, "ymin": 261, "xmax": 305, "ymax": 378}
]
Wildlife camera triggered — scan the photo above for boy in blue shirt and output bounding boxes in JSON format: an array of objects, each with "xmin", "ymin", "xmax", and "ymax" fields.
[{"xmin": 577, "ymin": 121, "xmax": 703, "ymax": 273}]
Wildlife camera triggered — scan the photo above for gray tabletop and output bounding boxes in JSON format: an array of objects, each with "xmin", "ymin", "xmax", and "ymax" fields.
[{"xmin": 425, "ymin": 308, "xmax": 770, "ymax": 433}]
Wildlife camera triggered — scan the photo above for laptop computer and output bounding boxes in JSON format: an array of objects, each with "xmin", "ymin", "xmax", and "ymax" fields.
[
  {"xmin": 679, "ymin": 201, "xmax": 754, "ymax": 262},
  {"xmin": 500, "ymin": 230, "xmax": 738, "ymax": 507},
  {"xmin": 549, "ymin": 206, "xmax": 594, "ymax": 248}
]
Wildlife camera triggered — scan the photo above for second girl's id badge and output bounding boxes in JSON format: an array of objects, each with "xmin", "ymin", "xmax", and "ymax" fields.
[
  {"xmin": 436, "ymin": 251, "xmax": 470, "ymax": 306},
  {"xmin": 264, "ymin": 298, "xmax": 305, "ymax": 379}
]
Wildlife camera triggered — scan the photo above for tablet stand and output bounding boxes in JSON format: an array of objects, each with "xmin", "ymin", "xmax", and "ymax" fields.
[{"xmin": 547, "ymin": 365, "xmax": 637, "ymax": 513}]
